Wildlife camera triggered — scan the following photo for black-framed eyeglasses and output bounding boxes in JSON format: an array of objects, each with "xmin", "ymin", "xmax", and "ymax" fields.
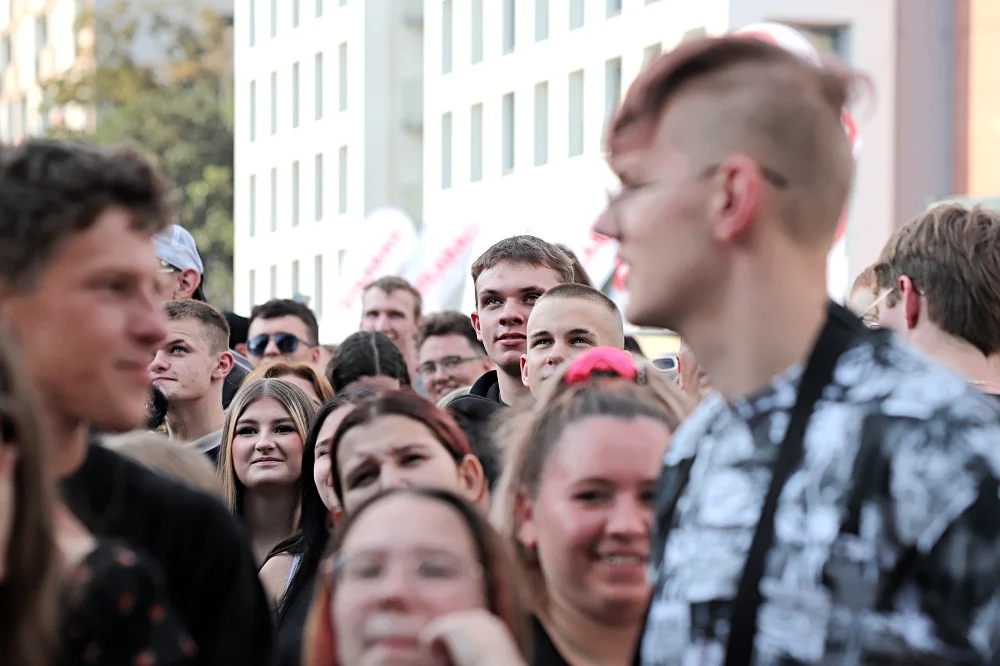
[
  {"xmin": 417, "ymin": 355, "xmax": 480, "ymax": 377},
  {"xmin": 247, "ymin": 333, "xmax": 313, "ymax": 357}
]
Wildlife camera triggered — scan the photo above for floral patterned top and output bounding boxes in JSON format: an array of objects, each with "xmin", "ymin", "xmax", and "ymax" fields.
[{"xmin": 61, "ymin": 541, "xmax": 198, "ymax": 666}]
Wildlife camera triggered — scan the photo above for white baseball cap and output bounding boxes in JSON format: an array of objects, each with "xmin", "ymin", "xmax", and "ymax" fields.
[{"xmin": 154, "ymin": 224, "xmax": 204, "ymax": 274}]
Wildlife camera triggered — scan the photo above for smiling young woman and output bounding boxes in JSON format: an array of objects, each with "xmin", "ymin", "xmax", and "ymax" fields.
[
  {"xmin": 217, "ymin": 379, "xmax": 317, "ymax": 566},
  {"xmin": 494, "ymin": 348, "xmax": 690, "ymax": 666}
]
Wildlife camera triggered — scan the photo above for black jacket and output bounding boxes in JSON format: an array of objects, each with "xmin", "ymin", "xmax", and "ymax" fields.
[{"xmin": 447, "ymin": 370, "xmax": 506, "ymax": 424}]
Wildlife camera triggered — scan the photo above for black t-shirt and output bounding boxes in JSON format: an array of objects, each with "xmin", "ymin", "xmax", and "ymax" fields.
[{"xmin": 61, "ymin": 441, "xmax": 274, "ymax": 666}]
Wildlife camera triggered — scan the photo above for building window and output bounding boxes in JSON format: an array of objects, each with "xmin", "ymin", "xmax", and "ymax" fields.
[
  {"xmin": 249, "ymin": 269, "xmax": 256, "ymax": 309},
  {"xmin": 606, "ymin": 0, "xmax": 622, "ymax": 18},
  {"xmin": 338, "ymin": 146, "xmax": 348, "ymax": 214},
  {"xmin": 338, "ymin": 43, "xmax": 347, "ymax": 111},
  {"xmin": 270, "ymin": 0, "xmax": 277, "ymax": 36},
  {"xmin": 314, "ymin": 255, "xmax": 324, "ymax": 317},
  {"xmin": 292, "ymin": 62, "xmax": 300, "ymax": 127},
  {"xmin": 249, "ymin": 174, "xmax": 257, "ymax": 236},
  {"xmin": 470, "ymin": 103, "xmax": 483, "ymax": 182},
  {"xmin": 569, "ymin": 0, "xmax": 584, "ymax": 30},
  {"xmin": 36, "ymin": 14, "xmax": 48, "ymax": 50},
  {"xmin": 645, "ymin": 0, "xmax": 661, "ymax": 3},
  {"xmin": 292, "ymin": 0, "xmax": 299, "ymax": 27},
  {"xmin": 502, "ymin": 0, "xmax": 515, "ymax": 54},
  {"xmin": 534, "ymin": 81, "xmax": 548, "ymax": 166},
  {"xmin": 270, "ymin": 71, "xmax": 277, "ymax": 134},
  {"xmin": 441, "ymin": 112, "xmax": 452, "ymax": 189},
  {"xmin": 314, "ymin": 153, "xmax": 324, "ymax": 221},
  {"xmin": 502, "ymin": 92, "xmax": 515, "ymax": 173},
  {"xmin": 797, "ymin": 26, "xmax": 846, "ymax": 55},
  {"xmin": 249, "ymin": 80, "xmax": 256, "ymax": 141},
  {"xmin": 535, "ymin": 0, "xmax": 548, "ymax": 42},
  {"xmin": 269, "ymin": 265, "xmax": 278, "ymax": 299},
  {"xmin": 568, "ymin": 70, "xmax": 584, "ymax": 157},
  {"xmin": 471, "ymin": 0, "xmax": 483, "ymax": 64},
  {"xmin": 315, "ymin": 52, "xmax": 324, "ymax": 119},
  {"xmin": 604, "ymin": 57, "xmax": 622, "ymax": 124},
  {"xmin": 270, "ymin": 167, "xmax": 278, "ymax": 231},
  {"xmin": 292, "ymin": 259, "xmax": 300, "ymax": 296},
  {"xmin": 291, "ymin": 160, "xmax": 300, "ymax": 226},
  {"xmin": 642, "ymin": 43, "xmax": 662, "ymax": 68},
  {"xmin": 441, "ymin": 0, "xmax": 452, "ymax": 74},
  {"xmin": 318, "ymin": 0, "xmax": 324, "ymax": 17},
  {"xmin": 249, "ymin": 0, "xmax": 256, "ymax": 45}
]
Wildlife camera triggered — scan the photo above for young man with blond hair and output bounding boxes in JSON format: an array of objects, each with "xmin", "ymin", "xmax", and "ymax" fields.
[{"xmin": 594, "ymin": 37, "xmax": 1000, "ymax": 663}]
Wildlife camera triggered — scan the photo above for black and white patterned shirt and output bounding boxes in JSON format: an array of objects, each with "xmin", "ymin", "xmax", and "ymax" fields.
[{"xmin": 642, "ymin": 322, "xmax": 1000, "ymax": 665}]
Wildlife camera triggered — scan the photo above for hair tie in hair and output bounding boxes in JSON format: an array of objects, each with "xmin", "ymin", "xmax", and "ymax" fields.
[{"xmin": 562, "ymin": 347, "xmax": 644, "ymax": 385}]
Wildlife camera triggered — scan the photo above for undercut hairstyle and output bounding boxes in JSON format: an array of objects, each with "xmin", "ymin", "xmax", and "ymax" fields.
[
  {"xmin": 363, "ymin": 276, "xmax": 423, "ymax": 319},
  {"xmin": 416, "ymin": 310, "xmax": 486, "ymax": 355},
  {"xmin": 0, "ymin": 139, "xmax": 174, "ymax": 290},
  {"xmin": 608, "ymin": 36, "xmax": 862, "ymax": 245},
  {"xmin": 249, "ymin": 299, "xmax": 320, "ymax": 346},
  {"xmin": 328, "ymin": 331, "xmax": 411, "ymax": 392},
  {"xmin": 874, "ymin": 203, "xmax": 1000, "ymax": 356},
  {"xmin": 471, "ymin": 235, "xmax": 575, "ymax": 288},
  {"xmin": 555, "ymin": 244, "xmax": 593, "ymax": 287},
  {"xmin": 164, "ymin": 299, "xmax": 231, "ymax": 354}
]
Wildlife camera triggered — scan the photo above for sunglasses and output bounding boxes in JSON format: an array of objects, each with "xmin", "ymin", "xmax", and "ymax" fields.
[
  {"xmin": 563, "ymin": 347, "xmax": 646, "ymax": 385},
  {"xmin": 247, "ymin": 333, "xmax": 312, "ymax": 357}
]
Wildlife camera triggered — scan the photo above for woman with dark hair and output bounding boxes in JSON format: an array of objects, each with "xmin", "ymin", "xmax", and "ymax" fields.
[
  {"xmin": 327, "ymin": 331, "xmax": 412, "ymax": 393},
  {"xmin": 260, "ymin": 386, "xmax": 378, "ymax": 666},
  {"xmin": 331, "ymin": 390, "xmax": 486, "ymax": 515},
  {"xmin": 303, "ymin": 487, "xmax": 529, "ymax": 666},
  {"xmin": 0, "ymin": 331, "xmax": 60, "ymax": 665}
]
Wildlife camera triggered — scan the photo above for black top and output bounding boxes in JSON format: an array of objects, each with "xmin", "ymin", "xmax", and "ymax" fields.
[
  {"xmin": 531, "ymin": 616, "xmax": 641, "ymax": 666},
  {"xmin": 273, "ymin": 572, "xmax": 316, "ymax": 666},
  {"xmin": 60, "ymin": 541, "xmax": 196, "ymax": 666},
  {"xmin": 448, "ymin": 370, "xmax": 506, "ymax": 425},
  {"xmin": 61, "ymin": 442, "xmax": 274, "ymax": 666},
  {"xmin": 223, "ymin": 349, "xmax": 252, "ymax": 410}
]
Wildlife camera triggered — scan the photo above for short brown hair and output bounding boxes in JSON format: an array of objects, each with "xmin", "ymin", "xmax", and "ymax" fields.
[
  {"xmin": 363, "ymin": 276, "xmax": 422, "ymax": 319},
  {"xmin": 164, "ymin": 299, "xmax": 230, "ymax": 354},
  {"xmin": 0, "ymin": 139, "xmax": 173, "ymax": 290},
  {"xmin": 608, "ymin": 36, "xmax": 861, "ymax": 244},
  {"xmin": 873, "ymin": 203, "xmax": 1000, "ymax": 355},
  {"xmin": 416, "ymin": 311, "xmax": 485, "ymax": 354},
  {"xmin": 471, "ymin": 235, "xmax": 575, "ymax": 287}
]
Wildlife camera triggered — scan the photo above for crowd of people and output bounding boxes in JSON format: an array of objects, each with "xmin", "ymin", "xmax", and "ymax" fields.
[{"xmin": 2, "ymin": 33, "xmax": 1000, "ymax": 666}]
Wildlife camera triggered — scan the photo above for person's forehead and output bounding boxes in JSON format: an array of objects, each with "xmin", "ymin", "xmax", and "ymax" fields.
[
  {"xmin": 363, "ymin": 287, "xmax": 415, "ymax": 312},
  {"xmin": 49, "ymin": 208, "xmax": 160, "ymax": 279},
  {"xmin": 419, "ymin": 333, "xmax": 474, "ymax": 359},
  {"xmin": 240, "ymin": 396, "xmax": 289, "ymax": 419},
  {"xmin": 249, "ymin": 314, "xmax": 310, "ymax": 337},
  {"xmin": 529, "ymin": 297, "xmax": 615, "ymax": 333},
  {"xmin": 344, "ymin": 496, "xmax": 472, "ymax": 551},
  {"xmin": 476, "ymin": 261, "xmax": 562, "ymax": 293},
  {"xmin": 164, "ymin": 319, "xmax": 209, "ymax": 346}
]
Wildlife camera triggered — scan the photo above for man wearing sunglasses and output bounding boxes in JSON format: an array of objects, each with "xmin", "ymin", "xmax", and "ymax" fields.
[{"xmin": 246, "ymin": 298, "xmax": 322, "ymax": 368}]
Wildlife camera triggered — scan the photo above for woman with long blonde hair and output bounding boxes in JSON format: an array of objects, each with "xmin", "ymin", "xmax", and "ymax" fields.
[{"xmin": 218, "ymin": 378, "xmax": 317, "ymax": 565}]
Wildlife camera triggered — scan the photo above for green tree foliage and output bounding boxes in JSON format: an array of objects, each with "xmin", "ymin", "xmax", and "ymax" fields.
[{"xmin": 45, "ymin": 0, "xmax": 235, "ymax": 308}]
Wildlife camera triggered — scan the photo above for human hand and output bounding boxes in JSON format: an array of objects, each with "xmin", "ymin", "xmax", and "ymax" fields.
[{"xmin": 421, "ymin": 609, "xmax": 527, "ymax": 666}]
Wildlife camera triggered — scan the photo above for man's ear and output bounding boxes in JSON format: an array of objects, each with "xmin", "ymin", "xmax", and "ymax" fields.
[
  {"xmin": 176, "ymin": 268, "xmax": 202, "ymax": 300},
  {"xmin": 520, "ymin": 353, "xmax": 530, "ymax": 388},
  {"xmin": 310, "ymin": 345, "xmax": 322, "ymax": 366},
  {"xmin": 235, "ymin": 343, "xmax": 249, "ymax": 358},
  {"xmin": 470, "ymin": 310, "xmax": 482, "ymax": 342},
  {"xmin": 215, "ymin": 351, "xmax": 235, "ymax": 380}
]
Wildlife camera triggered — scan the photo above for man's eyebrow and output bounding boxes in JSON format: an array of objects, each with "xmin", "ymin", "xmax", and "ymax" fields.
[{"xmin": 529, "ymin": 329, "xmax": 553, "ymax": 340}]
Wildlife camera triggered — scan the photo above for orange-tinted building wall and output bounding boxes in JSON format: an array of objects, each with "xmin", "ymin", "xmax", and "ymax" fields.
[{"xmin": 955, "ymin": 0, "xmax": 1000, "ymax": 197}]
